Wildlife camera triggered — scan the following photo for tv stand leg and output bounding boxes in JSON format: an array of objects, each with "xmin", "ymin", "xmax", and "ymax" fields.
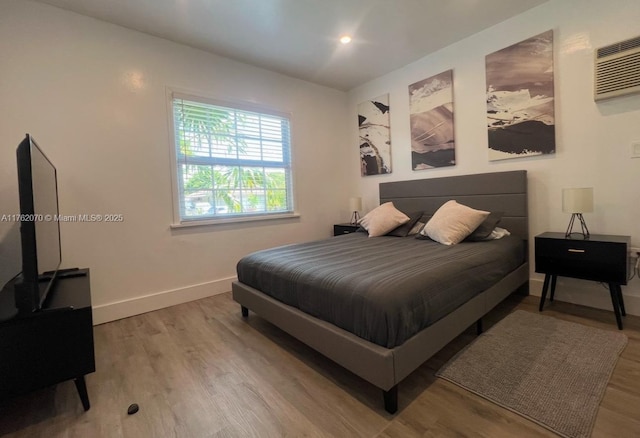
[{"xmin": 74, "ymin": 375, "xmax": 91, "ymax": 411}]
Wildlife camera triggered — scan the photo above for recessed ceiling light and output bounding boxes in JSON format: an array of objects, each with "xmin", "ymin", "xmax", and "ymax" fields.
[{"xmin": 340, "ymin": 35, "xmax": 352, "ymax": 44}]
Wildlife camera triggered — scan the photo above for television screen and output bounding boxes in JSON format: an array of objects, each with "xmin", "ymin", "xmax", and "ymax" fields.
[
  {"xmin": 15, "ymin": 134, "xmax": 62, "ymax": 311},
  {"xmin": 30, "ymin": 140, "xmax": 62, "ymax": 277}
]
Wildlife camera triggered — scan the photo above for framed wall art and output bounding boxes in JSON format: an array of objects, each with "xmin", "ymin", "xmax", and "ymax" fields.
[
  {"xmin": 409, "ymin": 70, "xmax": 455, "ymax": 170},
  {"xmin": 486, "ymin": 30, "xmax": 555, "ymax": 161},
  {"xmin": 358, "ymin": 94, "xmax": 391, "ymax": 176}
]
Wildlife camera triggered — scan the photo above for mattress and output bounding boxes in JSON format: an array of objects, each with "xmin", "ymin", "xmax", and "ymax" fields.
[{"xmin": 236, "ymin": 233, "xmax": 525, "ymax": 348}]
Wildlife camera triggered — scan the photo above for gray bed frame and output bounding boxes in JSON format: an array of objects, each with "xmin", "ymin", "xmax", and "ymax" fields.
[{"xmin": 232, "ymin": 170, "xmax": 528, "ymax": 413}]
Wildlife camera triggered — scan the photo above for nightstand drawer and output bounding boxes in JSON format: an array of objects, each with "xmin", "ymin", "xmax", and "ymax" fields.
[
  {"xmin": 333, "ymin": 224, "xmax": 360, "ymax": 236},
  {"xmin": 535, "ymin": 234, "xmax": 628, "ymax": 284}
]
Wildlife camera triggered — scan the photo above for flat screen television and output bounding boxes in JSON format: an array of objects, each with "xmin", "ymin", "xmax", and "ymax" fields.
[{"xmin": 13, "ymin": 134, "xmax": 62, "ymax": 313}]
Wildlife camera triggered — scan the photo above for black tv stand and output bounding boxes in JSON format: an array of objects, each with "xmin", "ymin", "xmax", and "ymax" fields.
[
  {"xmin": 0, "ymin": 269, "xmax": 95, "ymax": 410},
  {"xmin": 56, "ymin": 267, "xmax": 87, "ymax": 279},
  {"xmin": 0, "ymin": 280, "xmax": 18, "ymax": 322},
  {"xmin": 38, "ymin": 267, "xmax": 86, "ymax": 282}
]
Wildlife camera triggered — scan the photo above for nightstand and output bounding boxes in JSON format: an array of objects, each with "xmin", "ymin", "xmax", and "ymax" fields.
[
  {"xmin": 535, "ymin": 232, "xmax": 630, "ymax": 329},
  {"xmin": 333, "ymin": 223, "xmax": 360, "ymax": 236}
]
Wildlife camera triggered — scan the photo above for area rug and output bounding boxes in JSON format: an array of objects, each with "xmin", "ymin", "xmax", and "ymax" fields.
[{"xmin": 436, "ymin": 310, "xmax": 627, "ymax": 438}]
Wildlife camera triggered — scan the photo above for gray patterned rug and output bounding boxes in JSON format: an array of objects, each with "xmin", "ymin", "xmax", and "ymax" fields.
[{"xmin": 436, "ymin": 310, "xmax": 627, "ymax": 438}]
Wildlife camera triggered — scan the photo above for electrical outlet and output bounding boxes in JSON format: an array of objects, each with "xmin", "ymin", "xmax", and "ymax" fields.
[{"xmin": 632, "ymin": 142, "xmax": 640, "ymax": 158}]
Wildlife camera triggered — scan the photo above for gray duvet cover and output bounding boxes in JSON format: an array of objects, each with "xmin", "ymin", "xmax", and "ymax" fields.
[{"xmin": 236, "ymin": 233, "xmax": 525, "ymax": 348}]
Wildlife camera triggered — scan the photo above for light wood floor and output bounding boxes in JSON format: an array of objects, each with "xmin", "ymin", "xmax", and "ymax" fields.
[{"xmin": 1, "ymin": 292, "xmax": 639, "ymax": 437}]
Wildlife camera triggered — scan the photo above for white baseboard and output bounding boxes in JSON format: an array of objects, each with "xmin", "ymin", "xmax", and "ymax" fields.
[
  {"xmin": 530, "ymin": 277, "xmax": 640, "ymax": 317},
  {"xmin": 92, "ymin": 276, "xmax": 236, "ymax": 325}
]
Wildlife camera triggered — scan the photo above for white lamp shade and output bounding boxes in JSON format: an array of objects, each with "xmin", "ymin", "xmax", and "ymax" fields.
[
  {"xmin": 349, "ymin": 197, "xmax": 362, "ymax": 211},
  {"xmin": 562, "ymin": 188, "xmax": 593, "ymax": 213}
]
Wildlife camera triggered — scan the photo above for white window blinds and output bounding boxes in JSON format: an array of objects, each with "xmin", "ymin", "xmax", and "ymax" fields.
[{"xmin": 171, "ymin": 95, "xmax": 294, "ymax": 221}]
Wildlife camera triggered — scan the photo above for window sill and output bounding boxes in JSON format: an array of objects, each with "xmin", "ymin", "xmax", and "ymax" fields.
[{"xmin": 170, "ymin": 212, "xmax": 300, "ymax": 229}]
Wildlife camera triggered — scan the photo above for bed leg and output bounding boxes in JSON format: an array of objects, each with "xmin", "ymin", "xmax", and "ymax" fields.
[
  {"xmin": 241, "ymin": 306, "xmax": 249, "ymax": 318},
  {"xmin": 476, "ymin": 318, "xmax": 483, "ymax": 335},
  {"xmin": 383, "ymin": 385, "xmax": 398, "ymax": 414}
]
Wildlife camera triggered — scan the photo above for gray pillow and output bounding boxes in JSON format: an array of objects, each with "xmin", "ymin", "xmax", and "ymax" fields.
[
  {"xmin": 386, "ymin": 211, "xmax": 423, "ymax": 237},
  {"xmin": 466, "ymin": 211, "xmax": 504, "ymax": 241}
]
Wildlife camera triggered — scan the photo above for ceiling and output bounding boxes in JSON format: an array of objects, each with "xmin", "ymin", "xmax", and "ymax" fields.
[{"xmin": 35, "ymin": 0, "xmax": 548, "ymax": 91}]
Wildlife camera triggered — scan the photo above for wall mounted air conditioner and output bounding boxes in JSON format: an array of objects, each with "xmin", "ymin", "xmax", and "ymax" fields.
[{"xmin": 594, "ymin": 35, "xmax": 640, "ymax": 101}]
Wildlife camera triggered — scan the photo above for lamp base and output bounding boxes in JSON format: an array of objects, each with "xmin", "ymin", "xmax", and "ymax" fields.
[
  {"xmin": 350, "ymin": 211, "xmax": 360, "ymax": 225},
  {"xmin": 565, "ymin": 213, "xmax": 590, "ymax": 239}
]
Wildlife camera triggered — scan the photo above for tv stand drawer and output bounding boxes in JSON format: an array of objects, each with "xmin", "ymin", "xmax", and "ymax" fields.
[{"xmin": 0, "ymin": 270, "xmax": 95, "ymax": 406}]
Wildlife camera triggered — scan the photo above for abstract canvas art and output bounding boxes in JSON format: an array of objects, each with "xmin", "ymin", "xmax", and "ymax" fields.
[
  {"xmin": 358, "ymin": 94, "xmax": 391, "ymax": 176},
  {"xmin": 486, "ymin": 30, "xmax": 555, "ymax": 161},
  {"xmin": 409, "ymin": 70, "xmax": 455, "ymax": 170}
]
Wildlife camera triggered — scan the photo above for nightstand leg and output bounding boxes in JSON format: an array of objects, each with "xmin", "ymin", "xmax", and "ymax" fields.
[
  {"xmin": 616, "ymin": 285, "xmax": 626, "ymax": 316},
  {"xmin": 539, "ymin": 274, "xmax": 551, "ymax": 312},
  {"xmin": 549, "ymin": 275, "xmax": 557, "ymax": 302},
  {"xmin": 608, "ymin": 284, "xmax": 623, "ymax": 330}
]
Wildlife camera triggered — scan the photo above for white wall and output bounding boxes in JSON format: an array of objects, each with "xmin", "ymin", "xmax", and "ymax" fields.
[
  {"xmin": 0, "ymin": 0, "xmax": 350, "ymax": 323},
  {"xmin": 3, "ymin": 0, "xmax": 640, "ymax": 323},
  {"xmin": 347, "ymin": 0, "xmax": 640, "ymax": 314}
]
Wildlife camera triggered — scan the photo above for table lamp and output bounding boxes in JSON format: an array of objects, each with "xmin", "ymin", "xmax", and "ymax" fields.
[
  {"xmin": 562, "ymin": 187, "xmax": 593, "ymax": 239},
  {"xmin": 349, "ymin": 197, "xmax": 362, "ymax": 225}
]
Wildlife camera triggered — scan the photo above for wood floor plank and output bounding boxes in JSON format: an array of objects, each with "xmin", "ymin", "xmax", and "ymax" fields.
[
  {"xmin": 0, "ymin": 292, "xmax": 638, "ymax": 437},
  {"xmin": 592, "ymin": 405, "xmax": 640, "ymax": 438}
]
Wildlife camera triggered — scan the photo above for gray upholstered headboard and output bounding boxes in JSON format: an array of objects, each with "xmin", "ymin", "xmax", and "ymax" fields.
[{"xmin": 379, "ymin": 170, "xmax": 528, "ymax": 241}]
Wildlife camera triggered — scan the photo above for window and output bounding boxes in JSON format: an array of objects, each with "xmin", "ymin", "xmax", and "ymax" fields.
[{"xmin": 169, "ymin": 92, "xmax": 294, "ymax": 224}]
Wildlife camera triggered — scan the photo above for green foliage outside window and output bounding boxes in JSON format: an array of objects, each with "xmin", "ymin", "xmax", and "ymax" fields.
[{"xmin": 173, "ymin": 96, "xmax": 293, "ymax": 219}]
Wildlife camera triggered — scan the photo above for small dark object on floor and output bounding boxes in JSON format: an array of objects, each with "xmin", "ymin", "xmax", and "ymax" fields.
[{"xmin": 127, "ymin": 403, "xmax": 139, "ymax": 415}]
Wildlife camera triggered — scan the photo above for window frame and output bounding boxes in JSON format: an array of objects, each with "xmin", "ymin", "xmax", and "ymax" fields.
[{"xmin": 166, "ymin": 88, "xmax": 298, "ymax": 228}]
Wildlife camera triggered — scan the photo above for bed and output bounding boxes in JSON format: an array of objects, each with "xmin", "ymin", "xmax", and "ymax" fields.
[{"xmin": 232, "ymin": 170, "xmax": 528, "ymax": 413}]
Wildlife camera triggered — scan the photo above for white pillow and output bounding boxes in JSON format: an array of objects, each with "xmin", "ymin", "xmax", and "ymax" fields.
[
  {"xmin": 482, "ymin": 226, "xmax": 511, "ymax": 241},
  {"xmin": 358, "ymin": 202, "xmax": 410, "ymax": 237},
  {"xmin": 420, "ymin": 200, "xmax": 490, "ymax": 245}
]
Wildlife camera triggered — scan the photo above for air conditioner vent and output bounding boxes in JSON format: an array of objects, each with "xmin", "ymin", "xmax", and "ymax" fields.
[
  {"xmin": 595, "ymin": 36, "xmax": 640, "ymax": 101},
  {"xmin": 597, "ymin": 36, "xmax": 640, "ymax": 59}
]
